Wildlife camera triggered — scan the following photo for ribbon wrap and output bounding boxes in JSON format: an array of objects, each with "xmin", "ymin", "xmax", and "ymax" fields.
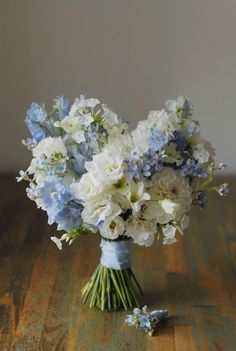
[{"xmin": 100, "ymin": 239, "xmax": 131, "ymax": 269}]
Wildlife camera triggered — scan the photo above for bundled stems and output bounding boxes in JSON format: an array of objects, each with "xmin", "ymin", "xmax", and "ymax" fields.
[{"xmin": 82, "ymin": 264, "xmax": 142, "ymax": 311}]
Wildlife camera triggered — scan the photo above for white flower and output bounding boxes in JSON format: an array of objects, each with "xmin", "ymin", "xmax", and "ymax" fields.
[
  {"xmin": 147, "ymin": 109, "xmax": 179, "ymax": 135},
  {"xmin": 85, "ymin": 149, "xmax": 124, "ymax": 187},
  {"xmin": 70, "ymin": 173, "xmax": 102, "ymax": 202},
  {"xmin": 193, "ymin": 143, "xmax": 210, "ymax": 164},
  {"xmin": 54, "ymin": 96, "xmax": 99, "ymax": 143},
  {"xmin": 50, "ymin": 234, "xmax": 67, "ymax": 250},
  {"xmin": 216, "ymin": 183, "xmax": 229, "ymax": 197},
  {"xmin": 100, "ymin": 216, "xmax": 126, "ymax": 239},
  {"xmin": 102, "ymin": 104, "xmax": 119, "ymax": 127},
  {"xmin": 151, "ymin": 168, "xmax": 192, "ymax": 221},
  {"xmin": 162, "ymin": 224, "xmax": 177, "ymax": 245},
  {"xmin": 164, "ymin": 142, "xmax": 183, "ymax": 166},
  {"xmin": 143, "ymin": 202, "xmax": 172, "ymax": 224},
  {"xmin": 127, "ymin": 180, "xmax": 150, "ymax": 213},
  {"xmin": 81, "ymin": 194, "xmax": 121, "ymax": 226},
  {"xmin": 125, "ymin": 219, "xmax": 156, "ymax": 247},
  {"xmin": 16, "ymin": 170, "xmax": 29, "ymax": 182},
  {"xmin": 131, "ymin": 120, "xmax": 150, "ymax": 153},
  {"xmin": 189, "ymin": 134, "xmax": 215, "ymax": 163},
  {"xmin": 106, "ymin": 133, "xmax": 133, "ymax": 159},
  {"xmin": 70, "ymin": 96, "xmax": 100, "ymax": 115},
  {"xmin": 32, "ymin": 136, "xmax": 67, "ymax": 160}
]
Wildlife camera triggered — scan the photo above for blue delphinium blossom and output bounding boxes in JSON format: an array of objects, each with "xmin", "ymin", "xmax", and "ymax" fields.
[
  {"xmin": 125, "ymin": 148, "xmax": 166, "ymax": 180},
  {"xmin": 37, "ymin": 177, "xmax": 73, "ymax": 223},
  {"xmin": 193, "ymin": 191, "xmax": 208, "ymax": 209},
  {"xmin": 179, "ymin": 159, "xmax": 208, "ymax": 178},
  {"xmin": 25, "ymin": 119, "xmax": 46, "ymax": 141},
  {"xmin": 25, "ymin": 103, "xmax": 47, "ymax": 141},
  {"xmin": 53, "ymin": 95, "xmax": 70, "ymax": 120},
  {"xmin": 148, "ymin": 128, "xmax": 168, "ymax": 152},
  {"xmin": 172, "ymin": 131, "xmax": 186, "ymax": 152},
  {"xmin": 54, "ymin": 203, "xmax": 83, "ymax": 231},
  {"xmin": 26, "ymin": 103, "xmax": 47, "ymax": 122},
  {"xmin": 67, "ymin": 144, "xmax": 90, "ymax": 177}
]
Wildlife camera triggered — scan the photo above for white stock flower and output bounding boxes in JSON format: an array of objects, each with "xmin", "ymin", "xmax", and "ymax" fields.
[
  {"xmin": 131, "ymin": 120, "xmax": 150, "ymax": 153},
  {"xmin": 100, "ymin": 216, "xmax": 126, "ymax": 239},
  {"xmin": 125, "ymin": 219, "xmax": 156, "ymax": 247},
  {"xmin": 81, "ymin": 194, "xmax": 121, "ymax": 226},
  {"xmin": 193, "ymin": 143, "xmax": 210, "ymax": 164},
  {"xmin": 70, "ymin": 96, "xmax": 100, "ymax": 114},
  {"xmin": 70, "ymin": 173, "xmax": 102, "ymax": 202},
  {"xmin": 32, "ymin": 136, "xmax": 67, "ymax": 159},
  {"xmin": 151, "ymin": 168, "xmax": 192, "ymax": 221},
  {"xmin": 85, "ymin": 149, "xmax": 124, "ymax": 187},
  {"xmin": 147, "ymin": 109, "xmax": 179, "ymax": 135},
  {"xmin": 127, "ymin": 180, "xmax": 150, "ymax": 213},
  {"xmin": 102, "ymin": 104, "xmax": 119, "ymax": 127}
]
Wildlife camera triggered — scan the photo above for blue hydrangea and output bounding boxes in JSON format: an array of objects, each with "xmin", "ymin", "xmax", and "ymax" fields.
[
  {"xmin": 125, "ymin": 149, "xmax": 166, "ymax": 180},
  {"xmin": 148, "ymin": 128, "xmax": 168, "ymax": 152},
  {"xmin": 193, "ymin": 191, "xmax": 208, "ymax": 209},
  {"xmin": 53, "ymin": 95, "xmax": 70, "ymax": 120},
  {"xmin": 179, "ymin": 159, "xmax": 208, "ymax": 178}
]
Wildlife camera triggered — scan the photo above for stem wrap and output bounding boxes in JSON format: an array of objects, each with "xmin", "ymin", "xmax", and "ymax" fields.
[{"xmin": 100, "ymin": 239, "xmax": 131, "ymax": 269}]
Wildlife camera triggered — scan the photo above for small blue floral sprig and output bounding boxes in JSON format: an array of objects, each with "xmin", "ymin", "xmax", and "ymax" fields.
[{"xmin": 125, "ymin": 305, "xmax": 168, "ymax": 336}]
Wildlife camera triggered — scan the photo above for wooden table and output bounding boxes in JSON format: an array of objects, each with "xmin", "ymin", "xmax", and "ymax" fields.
[{"xmin": 0, "ymin": 175, "xmax": 235, "ymax": 350}]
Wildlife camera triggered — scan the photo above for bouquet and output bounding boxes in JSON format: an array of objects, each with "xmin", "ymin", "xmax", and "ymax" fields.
[{"xmin": 18, "ymin": 94, "xmax": 228, "ymax": 311}]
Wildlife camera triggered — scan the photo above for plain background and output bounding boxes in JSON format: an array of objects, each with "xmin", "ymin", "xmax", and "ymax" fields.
[{"xmin": 0, "ymin": 0, "xmax": 235, "ymax": 173}]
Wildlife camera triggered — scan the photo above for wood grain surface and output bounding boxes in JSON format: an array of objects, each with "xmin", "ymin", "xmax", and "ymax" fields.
[{"xmin": 0, "ymin": 175, "xmax": 235, "ymax": 351}]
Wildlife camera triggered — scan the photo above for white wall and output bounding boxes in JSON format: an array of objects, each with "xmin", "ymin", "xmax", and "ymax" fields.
[{"xmin": 0, "ymin": 0, "xmax": 235, "ymax": 173}]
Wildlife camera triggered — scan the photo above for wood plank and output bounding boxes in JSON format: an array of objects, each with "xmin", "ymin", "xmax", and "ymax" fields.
[{"xmin": 0, "ymin": 175, "xmax": 235, "ymax": 350}]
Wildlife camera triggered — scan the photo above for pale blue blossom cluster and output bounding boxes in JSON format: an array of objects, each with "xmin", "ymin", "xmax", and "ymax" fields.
[
  {"xmin": 125, "ymin": 306, "xmax": 168, "ymax": 336},
  {"xmin": 18, "ymin": 95, "xmax": 228, "ymax": 248}
]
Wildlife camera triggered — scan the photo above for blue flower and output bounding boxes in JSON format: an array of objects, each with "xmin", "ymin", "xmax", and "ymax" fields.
[
  {"xmin": 25, "ymin": 119, "xmax": 46, "ymax": 141},
  {"xmin": 179, "ymin": 159, "xmax": 208, "ymax": 178},
  {"xmin": 125, "ymin": 315, "xmax": 134, "ymax": 326},
  {"xmin": 54, "ymin": 95, "xmax": 70, "ymax": 120},
  {"xmin": 148, "ymin": 128, "xmax": 168, "ymax": 152},
  {"xmin": 172, "ymin": 131, "xmax": 186, "ymax": 152},
  {"xmin": 26, "ymin": 103, "xmax": 47, "ymax": 122},
  {"xmin": 54, "ymin": 205, "xmax": 83, "ymax": 231},
  {"xmin": 125, "ymin": 149, "xmax": 166, "ymax": 180},
  {"xmin": 139, "ymin": 315, "xmax": 151, "ymax": 329},
  {"xmin": 25, "ymin": 103, "xmax": 48, "ymax": 141},
  {"xmin": 193, "ymin": 191, "xmax": 208, "ymax": 209}
]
